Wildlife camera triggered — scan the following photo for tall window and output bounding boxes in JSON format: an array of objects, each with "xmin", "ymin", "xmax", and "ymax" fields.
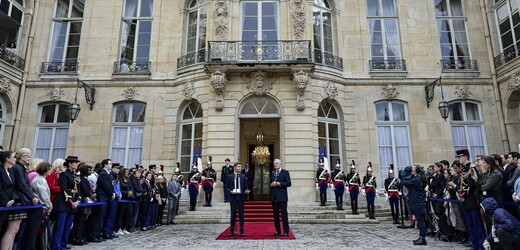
[
  {"xmin": 48, "ymin": 0, "xmax": 84, "ymax": 68},
  {"xmin": 313, "ymin": 0, "xmax": 334, "ymax": 60},
  {"xmin": 367, "ymin": 0, "xmax": 402, "ymax": 66},
  {"xmin": 318, "ymin": 101, "xmax": 341, "ymax": 167},
  {"xmin": 375, "ymin": 101, "xmax": 412, "ymax": 180},
  {"xmin": 0, "ymin": 0, "xmax": 24, "ymax": 47},
  {"xmin": 495, "ymin": 0, "xmax": 520, "ymax": 53},
  {"xmin": 435, "ymin": 0, "xmax": 472, "ymax": 69},
  {"xmin": 35, "ymin": 103, "xmax": 70, "ymax": 162},
  {"xmin": 120, "ymin": 0, "xmax": 153, "ymax": 64},
  {"xmin": 450, "ymin": 101, "xmax": 486, "ymax": 160},
  {"xmin": 241, "ymin": 1, "xmax": 278, "ymax": 60},
  {"xmin": 110, "ymin": 102, "xmax": 146, "ymax": 167},
  {"xmin": 178, "ymin": 101, "xmax": 203, "ymax": 173},
  {"xmin": 0, "ymin": 97, "xmax": 6, "ymax": 146},
  {"xmin": 185, "ymin": 0, "xmax": 206, "ymax": 61}
]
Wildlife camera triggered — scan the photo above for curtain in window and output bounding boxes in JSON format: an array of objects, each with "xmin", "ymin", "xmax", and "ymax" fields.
[
  {"xmin": 468, "ymin": 126, "xmax": 485, "ymax": 156},
  {"xmin": 111, "ymin": 127, "xmax": 128, "ymax": 164},
  {"xmin": 50, "ymin": 22, "xmax": 67, "ymax": 62},
  {"xmin": 394, "ymin": 126, "xmax": 411, "ymax": 167},
  {"xmin": 382, "ymin": 2, "xmax": 399, "ymax": 59},
  {"xmin": 451, "ymin": 126, "xmax": 466, "ymax": 149},
  {"xmin": 450, "ymin": 0, "xmax": 469, "ymax": 58},
  {"xmin": 377, "ymin": 126, "xmax": 393, "ymax": 170},
  {"xmin": 35, "ymin": 128, "xmax": 53, "ymax": 161}
]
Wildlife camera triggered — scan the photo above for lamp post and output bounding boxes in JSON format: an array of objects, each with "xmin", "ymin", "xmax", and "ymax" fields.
[
  {"xmin": 425, "ymin": 77, "xmax": 450, "ymax": 120},
  {"xmin": 68, "ymin": 78, "xmax": 95, "ymax": 123}
]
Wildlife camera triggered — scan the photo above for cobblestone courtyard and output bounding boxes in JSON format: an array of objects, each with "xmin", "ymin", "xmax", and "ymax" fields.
[{"xmin": 74, "ymin": 223, "xmax": 465, "ymax": 250}]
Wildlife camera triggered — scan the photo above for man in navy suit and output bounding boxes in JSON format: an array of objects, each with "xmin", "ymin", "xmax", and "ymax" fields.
[
  {"xmin": 241, "ymin": 163, "xmax": 254, "ymax": 201},
  {"xmin": 96, "ymin": 159, "xmax": 115, "ymax": 239},
  {"xmin": 225, "ymin": 162, "xmax": 250, "ymax": 237},
  {"xmin": 270, "ymin": 159, "xmax": 291, "ymax": 236}
]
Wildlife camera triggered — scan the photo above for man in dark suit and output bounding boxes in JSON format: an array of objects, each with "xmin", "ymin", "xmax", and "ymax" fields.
[
  {"xmin": 96, "ymin": 159, "xmax": 115, "ymax": 239},
  {"xmin": 221, "ymin": 158, "xmax": 233, "ymax": 202},
  {"xmin": 270, "ymin": 159, "xmax": 291, "ymax": 236},
  {"xmin": 225, "ymin": 162, "xmax": 250, "ymax": 237},
  {"xmin": 241, "ymin": 163, "xmax": 254, "ymax": 201}
]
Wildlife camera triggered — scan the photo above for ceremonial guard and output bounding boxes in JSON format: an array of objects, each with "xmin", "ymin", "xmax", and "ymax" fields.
[
  {"xmin": 221, "ymin": 158, "xmax": 233, "ymax": 202},
  {"xmin": 188, "ymin": 164, "xmax": 201, "ymax": 211},
  {"xmin": 384, "ymin": 164, "xmax": 401, "ymax": 224},
  {"xmin": 201, "ymin": 156, "xmax": 217, "ymax": 207},
  {"xmin": 316, "ymin": 158, "xmax": 331, "ymax": 206},
  {"xmin": 331, "ymin": 159, "xmax": 347, "ymax": 210},
  {"xmin": 346, "ymin": 160, "xmax": 360, "ymax": 214},
  {"xmin": 362, "ymin": 162, "xmax": 378, "ymax": 219}
]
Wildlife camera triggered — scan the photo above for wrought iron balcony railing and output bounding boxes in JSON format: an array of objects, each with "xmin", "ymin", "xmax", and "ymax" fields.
[
  {"xmin": 207, "ymin": 40, "xmax": 312, "ymax": 65},
  {"xmin": 0, "ymin": 49, "xmax": 25, "ymax": 70},
  {"xmin": 494, "ymin": 46, "xmax": 519, "ymax": 68},
  {"xmin": 177, "ymin": 50, "xmax": 206, "ymax": 69},
  {"xmin": 369, "ymin": 59, "xmax": 406, "ymax": 71},
  {"xmin": 314, "ymin": 50, "xmax": 343, "ymax": 70},
  {"xmin": 440, "ymin": 59, "xmax": 478, "ymax": 71},
  {"xmin": 113, "ymin": 60, "xmax": 151, "ymax": 74},
  {"xmin": 41, "ymin": 61, "xmax": 79, "ymax": 73}
]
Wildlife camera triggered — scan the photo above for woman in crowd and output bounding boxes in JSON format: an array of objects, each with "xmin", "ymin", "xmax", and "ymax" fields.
[
  {"xmin": 429, "ymin": 162, "xmax": 448, "ymax": 240},
  {"xmin": 445, "ymin": 162, "xmax": 467, "ymax": 243},
  {"xmin": 30, "ymin": 161, "xmax": 53, "ymax": 249},
  {"xmin": 129, "ymin": 169, "xmax": 144, "ymax": 232},
  {"xmin": 28, "ymin": 158, "xmax": 44, "ymax": 183},
  {"xmin": 71, "ymin": 163, "xmax": 94, "ymax": 245},
  {"xmin": 402, "ymin": 165, "xmax": 427, "ymax": 246},
  {"xmin": 0, "ymin": 151, "xmax": 25, "ymax": 250},
  {"xmin": 140, "ymin": 171, "xmax": 152, "ymax": 231},
  {"xmin": 52, "ymin": 156, "xmax": 81, "ymax": 250},
  {"xmin": 115, "ymin": 167, "xmax": 134, "ymax": 235},
  {"xmin": 156, "ymin": 175, "xmax": 167, "ymax": 226}
]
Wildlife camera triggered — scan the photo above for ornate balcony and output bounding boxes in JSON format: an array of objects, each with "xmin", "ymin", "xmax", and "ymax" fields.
[
  {"xmin": 40, "ymin": 61, "xmax": 79, "ymax": 73},
  {"xmin": 113, "ymin": 60, "xmax": 151, "ymax": 74},
  {"xmin": 0, "ymin": 50, "xmax": 25, "ymax": 70},
  {"xmin": 369, "ymin": 59, "xmax": 406, "ymax": 71},
  {"xmin": 314, "ymin": 50, "xmax": 343, "ymax": 70},
  {"xmin": 177, "ymin": 50, "xmax": 206, "ymax": 69},
  {"xmin": 440, "ymin": 59, "xmax": 478, "ymax": 71},
  {"xmin": 494, "ymin": 46, "xmax": 519, "ymax": 68},
  {"xmin": 207, "ymin": 40, "xmax": 312, "ymax": 66}
]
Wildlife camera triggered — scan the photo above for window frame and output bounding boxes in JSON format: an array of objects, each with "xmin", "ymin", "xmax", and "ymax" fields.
[
  {"xmin": 240, "ymin": 0, "xmax": 279, "ymax": 42},
  {"xmin": 34, "ymin": 103, "xmax": 70, "ymax": 162},
  {"xmin": 312, "ymin": 0, "xmax": 335, "ymax": 55},
  {"xmin": 367, "ymin": 0, "xmax": 403, "ymax": 61},
  {"xmin": 185, "ymin": 0, "xmax": 207, "ymax": 55},
  {"xmin": 318, "ymin": 101, "xmax": 343, "ymax": 170},
  {"xmin": 177, "ymin": 101, "xmax": 203, "ymax": 174},
  {"xmin": 434, "ymin": 0, "xmax": 472, "ymax": 62},
  {"xmin": 47, "ymin": 0, "xmax": 84, "ymax": 64},
  {"xmin": 494, "ymin": 0, "xmax": 520, "ymax": 53},
  {"xmin": 119, "ymin": 0, "xmax": 154, "ymax": 63},
  {"xmin": 374, "ymin": 100, "xmax": 413, "ymax": 181},
  {"xmin": 449, "ymin": 100, "xmax": 488, "ymax": 161},
  {"xmin": 109, "ymin": 102, "xmax": 146, "ymax": 167}
]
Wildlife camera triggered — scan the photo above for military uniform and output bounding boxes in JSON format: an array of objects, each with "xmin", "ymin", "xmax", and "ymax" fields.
[
  {"xmin": 346, "ymin": 160, "xmax": 360, "ymax": 214},
  {"xmin": 362, "ymin": 162, "xmax": 377, "ymax": 219},
  {"xmin": 384, "ymin": 164, "xmax": 400, "ymax": 224},
  {"xmin": 201, "ymin": 157, "xmax": 217, "ymax": 207},
  {"xmin": 188, "ymin": 166, "xmax": 201, "ymax": 211},
  {"xmin": 220, "ymin": 159, "xmax": 233, "ymax": 202},
  {"xmin": 331, "ymin": 159, "xmax": 347, "ymax": 210},
  {"xmin": 316, "ymin": 159, "xmax": 331, "ymax": 206}
]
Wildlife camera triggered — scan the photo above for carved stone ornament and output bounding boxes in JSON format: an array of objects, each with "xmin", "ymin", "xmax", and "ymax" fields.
[
  {"xmin": 292, "ymin": 71, "xmax": 309, "ymax": 111},
  {"xmin": 291, "ymin": 0, "xmax": 306, "ymax": 39},
  {"xmin": 49, "ymin": 87, "xmax": 64, "ymax": 101},
  {"xmin": 211, "ymin": 71, "xmax": 227, "ymax": 95},
  {"xmin": 454, "ymin": 85, "xmax": 472, "ymax": 100},
  {"xmin": 381, "ymin": 85, "xmax": 399, "ymax": 101},
  {"xmin": 508, "ymin": 74, "xmax": 520, "ymax": 92},
  {"xmin": 0, "ymin": 78, "xmax": 11, "ymax": 93},
  {"xmin": 214, "ymin": 0, "xmax": 229, "ymax": 40},
  {"xmin": 121, "ymin": 86, "xmax": 139, "ymax": 101},
  {"xmin": 241, "ymin": 70, "xmax": 277, "ymax": 96},
  {"xmin": 183, "ymin": 82, "xmax": 195, "ymax": 100},
  {"xmin": 215, "ymin": 98, "xmax": 224, "ymax": 111},
  {"xmin": 325, "ymin": 82, "xmax": 338, "ymax": 100}
]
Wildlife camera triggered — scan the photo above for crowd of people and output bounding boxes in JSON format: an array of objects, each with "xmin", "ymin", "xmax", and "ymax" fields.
[
  {"xmin": 0, "ymin": 147, "xmax": 185, "ymax": 250},
  {"xmin": 399, "ymin": 148, "xmax": 520, "ymax": 249}
]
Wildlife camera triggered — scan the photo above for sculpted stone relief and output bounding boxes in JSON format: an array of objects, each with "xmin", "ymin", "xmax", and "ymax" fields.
[{"xmin": 241, "ymin": 70, "xmax": 277, "ymax": 96}]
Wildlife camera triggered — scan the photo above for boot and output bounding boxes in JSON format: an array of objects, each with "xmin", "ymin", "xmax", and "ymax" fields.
[
  {"xmin": 208, "ymin": 194, "xmax": 212, "ymax": 207},
  {"xmin": 335, "ymin": 197, "xmax": 339, "ymax": 210},
  {"xmin": 413, "ymin": 237, "xmax": 427, "ymax": 245},
  {"xmin": 353, "ymin": 200, "xmax": 359, "ymax": 214},
  {"xmin": 351, "ymin": 202, "xmax": 356, "ymax": 214},
  {"xmin": 370, "ymin": 204, "xmax": 376, "ymax": 219},
  {"xmin": 338, "ymin": 197, "xmax": 344, "ymax": 210}
]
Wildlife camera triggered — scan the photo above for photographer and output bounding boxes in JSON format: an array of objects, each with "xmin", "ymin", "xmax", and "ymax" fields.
[
  {"xmin": 401, "ymin": 165, "xmax": 427, "ymax": 246},
  {"xmin": 481, "ymin": 197, "xmax": 520, "ymax": 250}
]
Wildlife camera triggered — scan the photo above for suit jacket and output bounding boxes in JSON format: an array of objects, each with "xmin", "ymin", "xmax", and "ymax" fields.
[
  {"xmin": 242, "ymin": 168, "xmax": 254, "ymax": 185},
  {"xmin": 270, "ymin": 169, "xmax": 291, "ymax": 202},
  {"xmin": 221, "ymin": 165, "xmax": 233, "ymax": 183},
  {"xmin": 12, "ymin": 162, "xmax": 36, "ymax": 205},
  {"xmin": 167, "ymin": 181, "xmax": 181, "ymax": 200},
  {"xmin": 225, "ymin": 173, "xmax": 249, "ymax": 200},
  {"xmin": 96, "ymin": 169, "xmax": 114, "ymax": 202},
  {"xmin": 0, "ymin": 167, "xmax": 16, "ymax": 206}
]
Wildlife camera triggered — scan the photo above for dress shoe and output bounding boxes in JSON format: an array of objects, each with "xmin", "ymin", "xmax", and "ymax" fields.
[
  {"xmin": 88, "ymin": 238, "xmax": 102, "ymax": 243},
  {"xmin": 274, "ymin": 232, "xmax": 280, "ymax": 236},
  {"xmin": 102, "ymin": 235, "xmax": 113, "ymax": 240},
  {"xmin": 282, "ymin": 232, "xmax": 289, "ymax": 237},
  {"xmin": 413, "ymin": 237, "xmax": 421, "ymax": 243},
  {"xmin": 338, "ymin": 207, "xmax": 344, "ymax": 210},
  {"xmin": 413, "ymin": 237, "xmax": 427, "ymax": 246},
  {"xmin": 462, "ymin": 242, "xmax": 472, "ymax": 248},
  {"xmin": 240, "ymin": 233, "xmax": 245, "ymax": 237},
  {"xmin": 228, "ymin": 232, "xmax": 235, "ymax": 237},
  {"xmin": 141, "ymin": 227, "xmax": 148, "ymax": 231},
  {"xmin": 72, "ymin": 241, "xmax": 84, "ymax": 246},
  {"xmin": 110, "ymin": 233, "xmax": 119, "ymax": 238}
]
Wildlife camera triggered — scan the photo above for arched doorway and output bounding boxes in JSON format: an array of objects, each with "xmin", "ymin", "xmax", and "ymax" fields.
[{"xmin": 238, "ymin": 95, "xmax": 281, "ymax": 201}]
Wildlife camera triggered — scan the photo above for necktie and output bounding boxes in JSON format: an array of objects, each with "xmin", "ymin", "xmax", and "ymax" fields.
[{"xmin": 234, "ymin": 174, "xmax": 238, "ymax": 191}]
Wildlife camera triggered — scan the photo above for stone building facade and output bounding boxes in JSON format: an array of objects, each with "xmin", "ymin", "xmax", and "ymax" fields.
[{"xmin": 0, "ymin": 0, "xmax": 519, "ymax": 202}]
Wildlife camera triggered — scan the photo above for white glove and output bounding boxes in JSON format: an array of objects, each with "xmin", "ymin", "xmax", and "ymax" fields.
[
  {"xmin": 198, "ymin": 184, "xmax": 202, "ymax": 190},
  {"xmin": 361, "ymin": 189, "xmax": 366, "ymax": 196},
  {"xmin": 398, "ymin": 191, "xmax": 402, "ymax": 196},
  {"xmin": 315, "ymin": 183, "xmax": 319, "ymax": 190},
  {"xmin": 213, "ymin": 183, "xmax": 216, "ymax": 188},
  {"xmin": 384, "ymin": 193, "xmax": 389, "ymax": 202},
  {"xmin": 376, "ymin": 189, "xmax": 380, "ymax": 195},
  {"xmin": 201, "ymin": 176, "xmax": 206, "ymax": 180},
  {"xmin": 345, "ymin": 190, "xmax": 350, "ymax": 195},
  {"xmin": 181, "ymin": 187, "xmax": 185, "ymax": 193}
]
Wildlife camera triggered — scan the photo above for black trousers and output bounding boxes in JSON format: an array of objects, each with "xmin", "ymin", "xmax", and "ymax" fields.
[
  {"xmin": 496, "ymin": 228, "xmax": 520, "ymax": 250},
  {"xmin": 272, "ymin": 200, "xmax": 289, "ymax": 234},
  {"xmin": 139, "ymin": 199, "xmax": 150, "ymax": 228},
  {"xmin": 20, "ymin": 208, "xmax": 42, "ymax": 250},
  {"xmin": 115, "ymin": 202, "xmax": 133, "ymax": 230},
  {"xmin": 229, "ymin": 195, "xmax": 245, "ymax": 234},
  {"xmin": 71, "ymin": 208, "xmax": 87, "ymax": 242},
  {"xmin": 157, "ymin": 203, "xmax": 166, "ymax": 225}
]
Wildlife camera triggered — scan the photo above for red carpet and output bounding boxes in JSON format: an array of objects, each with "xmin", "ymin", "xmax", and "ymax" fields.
[
  {"xmin": 238, "ymin": 201, "xmax": 282, "ymax": 223},
  {"xmin": 215, "ymin": 223, "xmax": 295, "ymax": 240}
]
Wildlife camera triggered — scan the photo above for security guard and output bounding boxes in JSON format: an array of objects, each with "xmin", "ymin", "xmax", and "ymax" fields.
[
  {"xmin": 316, "ymin": 158, "xmax": 331, "ymax": 206},
  {"xmin": 331, "ymin": 159, "xmax": 347, "ymax": 210},
  {"xmin": 202, "ymin": 156, "xmax": 217, "ymax": 207},
  {"xmin": 362, "ymin": 162, "xmax": 378, "ymax": 219},
  {"xmin": 220, "ymin": 158, "xmax": 233, "ymax": 202},
  {"xmin": 346, "ymin": 160, "xmax": 360, "ymax": 214},
  {"xmin": 188, "ymin": 164, "xmax": 201, "ymax": 211},
  {"xmin": 384, "ymin": 164, "xmax": 400, "ymax": 224}
]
